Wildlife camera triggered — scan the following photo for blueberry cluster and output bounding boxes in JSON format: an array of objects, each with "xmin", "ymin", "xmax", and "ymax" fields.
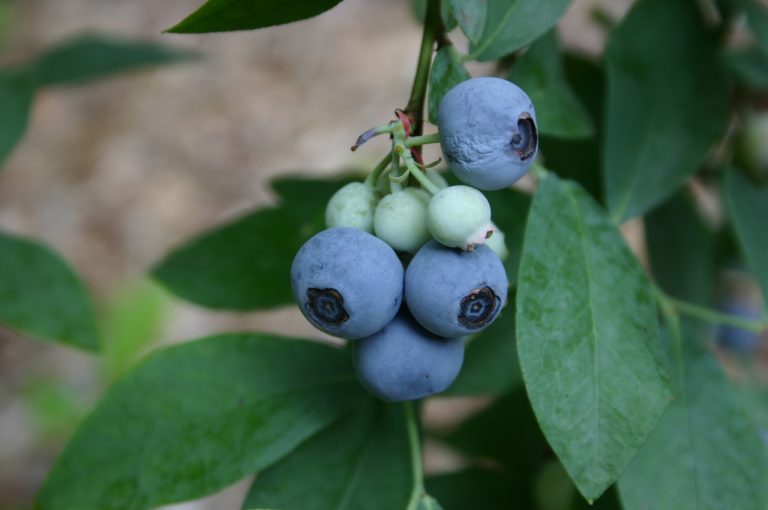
[{"xmin": 290, "ymin": 77, "xmax": 538, "ymax": 401}]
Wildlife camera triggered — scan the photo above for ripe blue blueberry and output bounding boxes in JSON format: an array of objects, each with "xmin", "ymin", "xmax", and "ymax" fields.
[
  {"xmin": 405, "ymin": 240, "xmax": 508, "ymax": 338},
  {"xmin": 290, "ymin": 227, "xmax": 403, "ymax": 339},
  {"xmin": 353, "ymin": 309, "xmax": 465, "ymax": 401},
  {"xmin": 438, "ymin": 77, "xmax": 538, "ymax": 190},
  {"xmin": 716, "ymin": 299, "xmax": 764, "ymax": 353}
]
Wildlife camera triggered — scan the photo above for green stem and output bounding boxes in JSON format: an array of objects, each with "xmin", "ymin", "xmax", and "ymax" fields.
[
  {"xmin": 405, "ymin": 401, "xmax": 425, "ymax": 510},
  {"xmin": 654, "ymin": 286, "xmax": 767, "ymax": 333},
  {"xmin": 402, "ymin": 150, "xmax": 441, "ymax": 195},
  {"xmin": 405, "ymin": 133, "xmax": 441, "ymax": 148},
  {"xmin": 390, "ymin": 149, "xmax": 403, "ymax": 193},
  {"xmin": 364, "ymin": 155, "xmax": 392, "ymax": 186},
  {"xmin": 404, "ymin": 0, "xmax": 440, "ymax": 137}
]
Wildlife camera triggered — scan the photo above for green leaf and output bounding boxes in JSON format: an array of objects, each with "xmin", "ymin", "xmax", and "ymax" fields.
[
  {"xmin": 618, "ymin": 321, "xmax": 768, "ymax": 510},
  {"xmin": 35, "ymin": 34, "xmax": 195, "ymax": 87},
  {"xmin": 36, "ymin": 334, "xmax": 365, "ymax": 510},
  {"xmin": 417, "ymin": 494, "xmax": 445, "ymax": 510},
  {"xmin": 724, "ymin": 170, "xmax": 768, "ymax": 310},
  {"xmin": 0, "ymin": 231, "xmax": 99, "ymax": 351},
  {"xmin": 411, "ymin": 0, "xmax": 458, "ymax": 32},
  {"xmin": 426, "ymin": 468, "xmax": 518, "ymax": 510},
  {"xmin": 516, "ymin": 174, "xmax": 672, "ymax": 500},
  {"xmin": 168, "ymin": 0, "xmax": 344, "ymax": 34},
  {"xmin": 741, "ymin": 0, "xmax": 768, "ymax": 56},
  {"xmin": 727, "ymin": 47, "xmax": 768, "ymax": 91},
  {"xmin": 508, "ymin": 30, "xmax": 593, "ymax": 139},
  {"xmin": 153, "ymin": 207, "xmax": 316, "ymax": 310},
  {"xmin": 603, "ymin": 0, "xmax": 729, "ymax": 222},
  {"xmin": 467, "ymin": 0, "xmax": 571, "ymax": 62},
  {"xmin": 446, "ymin": 0, "xmax": 486, "ymax": 43},
  {"xmin": 539, "ymin": 54, "xmax": 604, "ymax": 202},
  {"xmin": 428, "ymin": 46, "xmax": 470, "ymax": 125},
  {"xmin": 646, "ymin": 191, "xmax": 716, "ymax": 305},
  {"xmin": 0, "ymin": 67, "xmax": 35, "ymax": 169},
  {"xmin": 243, "ymin": 400, "xmax": 412, "ymax": 510},
  {"xmin": 100, "ymin": 279, "xmax": 170, "ymax": 380},
  {"xmin": 444, "ymin": 302, "xmax": 520, "ymax": 396}
]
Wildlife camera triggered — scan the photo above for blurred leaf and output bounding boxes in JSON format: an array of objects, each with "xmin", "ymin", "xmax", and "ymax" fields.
[
  {"xmin": 726, "ymin": 47, "xmax": 768, "ymax": 91},
  {"xmin": 485, "ymin": 187, "xmax": 531, "ymax": 284},
  {"xmin": 243, "ymin": 400, "xmax": 412, "ymax": 510},
  {"xmin": 442, "ymin": 388, "xmax": 548, "ymax": 469},
  {"xmin": 741, "ymin": 0, "xmax": 768, "ymax": 55},
  {"xmin": 535, "ymin": 461, "xmax": 576, "ymax": 510},
  {"xmin": 724, "ymin": 170, "xmax": 768, "ymax": 310},
  {"xmin": 35, "ymin": 34, "xmax": 195, "ymax": 87},
  {"xmin": 618, "ymin": 321, "xmax": 768, "ymax": 510},
  {"xmin": 428, "ymin": 45, "xmax": 470, "ymax": 125},
  {"xmin": 22, "ymin": 379, "xmax": 90, "ymax": 442},
  {"xmin": 516, "ymin": 174, "xmax": 671, "ymax": 500},
  {"xmin": 417, "ymin": 494, "xmax": 445, "ymax": 510},
  {"xmin": 446, "ymin": 0, "xmax": 486, "ymax": 43},
  {"xmin": 0, "ymin": 231, "xmax": 99, "ymax": 351},
  {"xmin": 444, "ymin": 302, "xmax": 520, "ymax": 396},
  {"xmin": 168, "ymin": 0, "xmax": 344, "ymax": 34},
  {"xmin": 467, "ymin": 0, "xmax": 571, "ymax": 62},
  {"xmin": 153, "ymin": 207, "xmax": 316, "ymax": 310},
  {"xmin": 0, "ymin": 67, "xmax": 35, "ymax": 169},
  {"xmin": 426, "ymin": 468, "xmax": 518, "ymax": 510},
  {"xmin": 36, "ymin": 334, "xmax": 365, "ymax": 510},
  {"xmin": 603, "ymin": 0, "xmax": 729, "ymax": 222},
  {"xmin": 540, "ymin": 54, "xmax": 604, "ymax": 202},
  {"xmin": 646, "ymin": 191, "xmax": 716, "ymax": 305},
  {"xmin": 571, "ymin": 487, "xmax": 622, "ymax": 510},
  {"xmin": 411, "ymin": 0, "xmax": 458, "ymax": 32},
  {"xmin": 100, "ymin": 279, "xmax": 170, "ymax": 380},
  {"xmin": 508, "ymin": 30, "xmax": 594, "ymax": 139}
]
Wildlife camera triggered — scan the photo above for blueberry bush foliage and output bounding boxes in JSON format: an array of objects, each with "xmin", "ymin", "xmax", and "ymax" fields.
[{"xmin": 2, "ymin": 0, "xmax": 768, "ymax": 508}]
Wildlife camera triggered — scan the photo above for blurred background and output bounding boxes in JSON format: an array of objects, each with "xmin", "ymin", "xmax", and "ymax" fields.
[{"xmin": 3, "ymin": 0, "xmax": 765, "ymax": 508}]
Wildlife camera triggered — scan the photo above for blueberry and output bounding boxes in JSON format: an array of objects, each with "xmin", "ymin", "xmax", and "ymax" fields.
[
  {"xmin": 325, "ymin": 182, "xmax": 379, "ymax": 233},
  {"xmin": 716, "ymin": 299, "xmax": 764, "ymax": 353},
  {"xmin": 291, "ymin": 227, "xmax": 403, "ymax": 339},
  {"xmin": 427, "ymin": 185, "xmax": 494, "ymax": 250},
  {"xmin": 438, "ymin": 77, "xmax": 538, "ymax": 190},
  {"xmin": 353, "ymin": 309, "xmax": 465, "ymax": 401},
  {"xmin": 405, "ymin": 240, "xmax": 507, "ymax": 338}
]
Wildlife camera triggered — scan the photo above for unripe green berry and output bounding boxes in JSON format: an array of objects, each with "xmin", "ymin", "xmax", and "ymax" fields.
[
  {"xmin": 486, "ymin": 223, "xmax": 508, "ymax": 260},
  {"xmin": 427, "ymin": 185, "xmax": 494, "ymax": 250},
  {"xmin": 325, "ymin": 182, "xmax": 378, "ymax": 233},
  {"xmin": 374, "ymin": 189, "xmax": 431, "ymax": 253}
]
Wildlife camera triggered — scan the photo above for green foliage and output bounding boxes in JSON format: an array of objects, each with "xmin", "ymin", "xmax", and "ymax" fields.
[
  {"xmin": 426, "ymin": 468, "xmax": 517, "ymax": 509},
  {"xmin": 168, "ymin": 0, "xmax": 345, "ymax": 33},
  {"xmin": 0, "ymin": 231, "xmax": 99, "ymax": 351},
  {"xmin": 724, "ymin": 170, "xmax": 768, "ymax": 309},
  {"xmin": 100, "ymin": 279, "xmax": 170, "ymax": 380},
  {"xmin": 445, "ymin": 0, "xmax": 486, "ymax": 43},
  {"xmin": 427, "ymin": 46, "xmax": 470, "ymax": 125},
  {"xmin": 485, "ymin": 187, "xmax": 531, "ymax": 283},
  {"xmin": 0, "ymin": 67, "xmax": 35, "ymax": 167},
  {"xmin": 516, "ymin": 174, "xmax": 672, "ymax": 500},
  {"xmin": 618, "ymin": 321, "xmax": 768, "ymax": 510},
  {"xmin": 508, "ymin": 30, "xmax": 593, "ymax": 139},
  {"xmin": 244, "ymin": 400, "xmax": 413, "ymax": 510},
  {"xmin": 467, "ymin": 0, "xmax": 571, "ymax": 61},
  {"xmin": 36, "ymin": 334, "xmax": 365, "ymax": 510},
  {"xmin": 0, "ymin": 34, "xmax": 192, "ymax": 170},
  {"xmin": 646, "ymin": 191, "xmax": 716, "ymax": 305},
  {"xmin": 35, "ymin": 34, "xmax": 195, "ymax": 87},
  {"xmin": 603, "ymin": 0, "xmax": 729, "ymax": 222}
]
